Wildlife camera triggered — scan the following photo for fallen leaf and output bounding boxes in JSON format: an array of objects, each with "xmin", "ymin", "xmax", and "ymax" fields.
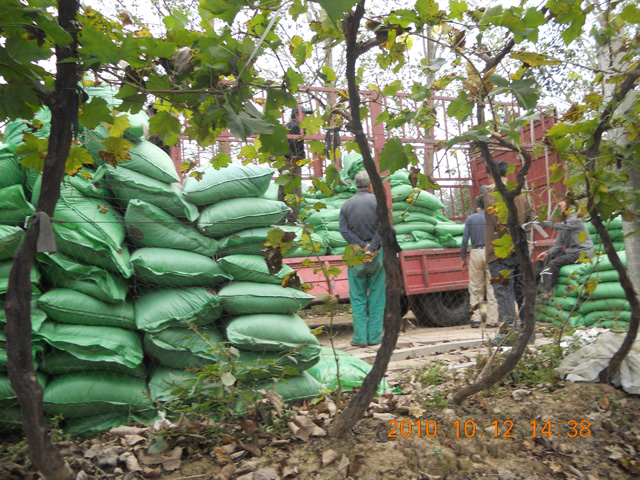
[
  {"xmin": 349, "ymin": 454, "xmax": 364, "ymax": 475},
  {"xmin": 216, "ymin": 462, "xmax": 237, "ymax": 480},
  {"xmin": 512, "ymin": 389, "xmax": 532, "ymax": 401},
  {"xmin": 253, "ymin": 467, "xmax": 279, "ymax": 480},
  {"xmin": 240, "ymin": 418, "xmax": 257, "ymax": 436},
  {"xmin": 337, "ymin": 454, "xmax": 350, "ymax": 479},
  {"xmin": 409, "ymin": 405, "xmax": 426, "ymax": 418},
  {"xmin": 214, "ymin": 446, "xmax": 233, "ymax": 465},
  {"xmin": 110, "ymin": 425, "xmax": 148, "ymax": 437},
  {"xmin": 322, "ymin": 449, "xmax": 339, "ymax": 468},
  {"xmin": 161, "ymin": 447, "xmax": 183, "ymax": 471},
  {"xmin": 142, "ymin": 466, "xmax": 162, "ymax": 478},
  {"xmin": 124, "ymin": 434, "xmax": 146, "ymax": 446},
  {"xmin": 598, "ymin": 396, "xmax": 611, "ymax": 411},
  {"xmin": 119, "ymin": 452, "xmax": 142, "ymax": 472},
  {"xmin": 239, "ymin": 439, "xmax": 262, "ymax": 457}
]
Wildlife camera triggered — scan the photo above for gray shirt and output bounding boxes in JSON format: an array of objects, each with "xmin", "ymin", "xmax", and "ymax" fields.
[
  {"xmin": 541, "ymin": 215, "xmax": 594, "ymax": 257},
  {"xmin": 339, "ymin": 189, "xmax": 381, "ymax": 251},
  {"xmin": 461, "ymin": 211, "xmax": 485, "ymax": 261}
]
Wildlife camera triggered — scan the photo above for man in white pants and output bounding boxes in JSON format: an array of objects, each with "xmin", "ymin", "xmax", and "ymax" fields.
[{"xmin": 461, "ymin": 195, "xmax": 498, "ymax": 328}]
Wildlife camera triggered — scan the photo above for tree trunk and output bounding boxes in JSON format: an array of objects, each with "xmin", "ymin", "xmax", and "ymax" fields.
[
  {"xmin": 592, "ymin": 21, "xmax": 640, "ymax": 382},
  {"xmin": 328, "ymin": 0, "xmax": 404, "ymax": 435},
  {"xmin": 4, "ymin": 0, "xmax": 79, "ymax": 478}
]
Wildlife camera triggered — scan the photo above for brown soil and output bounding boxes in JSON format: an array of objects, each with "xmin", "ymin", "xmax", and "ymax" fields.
[{"xmin": 3, "ymin": 326, "xmax": 640, "ymax": 480}]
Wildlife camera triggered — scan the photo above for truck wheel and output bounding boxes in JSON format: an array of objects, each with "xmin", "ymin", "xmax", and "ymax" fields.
[
  {"xmin": 409, "ymin": 291, "xmax": 470, "ymax": 327},
  {"xmin": 408, "ymin": 294, "xmax": 435, "ymax": 326},
  {"xmin": 400, "ymin": 295, "xmax": 410, "ymax": 318}
]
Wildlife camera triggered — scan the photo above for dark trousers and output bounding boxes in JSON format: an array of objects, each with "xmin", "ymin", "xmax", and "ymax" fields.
[
  {"xmin": 489, "ymin": 254, "xmax": 525, "ymax": 326},
  {"xmin": 539, "ymin": 251, "xmax": 582, "ymax": 295}
]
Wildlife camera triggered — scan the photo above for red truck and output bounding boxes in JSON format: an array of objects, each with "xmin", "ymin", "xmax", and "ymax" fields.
[{"xmin": 175, "ymin": 88, "xmax": 562, "ymax": 327}]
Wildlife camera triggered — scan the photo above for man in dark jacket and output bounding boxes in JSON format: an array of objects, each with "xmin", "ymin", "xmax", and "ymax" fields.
[{"xmin": 339, "ymin": 171, "xmax": 385, "ymax": 348}]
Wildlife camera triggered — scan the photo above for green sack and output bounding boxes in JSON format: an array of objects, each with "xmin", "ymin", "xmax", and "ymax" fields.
[
  {"xmin": 37, "ymin": 289, "xmax": 136, "ymax": 329},
  {"xmin": 578, "ymin": 251, "xmax": 626, "ymax": 275},
  {"xmin": 197, "ymin": 198, "xmax": 290, "ymax": 238},
  {"xmin": 0, "ymin": 259, "xmax": 40, "ymax": 294},
  {"xmin": 225, "ymin": 313, "xmax": 321, "ymax": 357},
  {"xmin": 37, "ymin": 252, "xmax": 128, "ymax": 303},
  {"xmin": 395, "ymin": 239, "xmax": 442, "ymax": 250},
  {"xmin": 585, "ymin": 217, "xmax": 622, "ymax": 234},
  {"xmin": 35, "ymin": 321, "xmax": 143, "ymax": 371},
  {"xmin": 125, "ymin": 199, "xmax": 219, "ymax": 256},
  {"xmin": 104, "ymin": 165, "xmax": 199, "ymax": 221},
  {"xmin": 218, "ymin": 254, "xmax": 295, "ymax": 285},
  {"xmin": 43, "ymin": 372, "xmax": 152, "ymax": 419},
  {"xmin": 548, "ymin": 295, "xmax": 580, "ymax": 312},
  {"xmin": 582, "ymin": 310, "xmax": 631, "ymax": 327},
  {"xmin": 277, "ymin": 225, "xmax": 328, "ymax": 258},
  {"xmin": 389, "ymin": 170, "xmax": 411, "ymax": 186},
  {"xmin": 49, "ymin": 184, "xmax": 126, "ymax": 252},
  {"xmin": 134, "ymin": 288, "xmax": 222, "ymax": 332},
  {"xmin": 1, "ymin": 373, "xmax": 47, "ymax": 408},
  {"xmin": 307, "ymin": 209, "xmax": 341, "ymax": 226},
  {"xmin": 143, "ymin": 327, "xmax": 224, "ymax": 369},
  {"xmin": 325, "ymin": 231, "xmax": 348, "ymax": 248},
  {"xmin": 262, "ymin": 182, "xmax": 279, "ymax": 201},
  {"xmin": 255, "ymin": 371, "xmax": 323, "ymax": 402},
  {"xmin": 40, "ymin": 348, "xmax": 146, "ymax": 377},
  {"xmin": 0, "ymin": 185, "xmax": 34, "ymax": 226},
  {"xmin": 329, "ymin": 246, "xmax": 346, "ymax": 255},
  {"xmin": 394, "ymin": 222, "xmax": 436, "ymax": 235},
  {"xmin": 0, "ymin": 156, "xmax": 24, "ymax": 190},
  {"xmin": 53, "ymin": 222, "xmax": 133, "ymax": 278},
  {"xmin": 391, "ymin": 185, "xmax": 445, "ymax": 210},
  {"xmin": 219, "ymin": 282, "xmax": 314, "ymax": 315},
  {"xmin": 84, "ymin": 128, "xmax": 179, "ymax": 183},
  {"xmin": 66, "ymin": 167, "xmax": 111, "ymax": 199},
  {"xmin": 0, "ymin": 225, "xmax": 24, "ymax": 260},
  {"xmin": 218, "ymin": 227, "xmax": 270, "ymax": 256},
  {"xmin": 583, "ymin": 281, "xmax": 628, "ymax": 300},
  {"xmin": 131, "ymin": 248, "xmax": 232, "ymax": 287},
  {"xmin": 235, "ymin": 348, "xmax": 320, "ymax": 381},
  {"xmin": 0, "ymin": 296, "xmax": 47, "ymax": 331},
  {"xmin": 578, "ymin": 298, "xmax": 629, "ymax": 315},
  {"xmin": 435, "ymin": 222, "xmax": 465, "ymax": 236},
  {"xmin": 535, "ymin": 304, "xmax": 584, "ymax": 327},
  {"xmin": 395, "ymin": 211, "xmax": 439, "ymax": 225},
  {"xmin": 0, "ymin": 406, "xmax": 22, "ymax": 433},
  {"xmin": 306, "ymin": 347, "xmax": 390, "ymax": 395},
  {"xmin": 183, "ymin": 163, "xmax": 275, "ymax": 205}
]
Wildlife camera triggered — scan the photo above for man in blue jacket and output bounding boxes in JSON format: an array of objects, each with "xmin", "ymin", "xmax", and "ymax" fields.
[{"xmin": 339, "ymin": 171, "xmax": 385, "ymax": 348}]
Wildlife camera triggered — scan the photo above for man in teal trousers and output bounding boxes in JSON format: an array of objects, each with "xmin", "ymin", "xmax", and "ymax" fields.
[{"xmin": 339, "ymin": 171, "xmax": 386, "ymax": 348}]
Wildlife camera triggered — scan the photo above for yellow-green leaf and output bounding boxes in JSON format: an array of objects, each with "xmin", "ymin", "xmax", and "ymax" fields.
[
  {"xmin": 66, "ymin": 147, "xmax": 93, "ymax": 176},
  {"xmin": 16, "ymin": 134, "xmax": 48, "ymax": 173},
  {"xmin": 577, "ymin": 231, "xmax": 587, "ymax": 243},
  {"xmin": 109, "ymin": 114, "xmax": 131, "ymax": 137},
  {"xmin": 99, "ymin": 136, "xmax": 132, "ymax": 166},
  {"xmin": 493, "ymin": 233, "xmax": 514, "ymax": 259},
  {"xmin": 510, "ymin": 52, "xmax": 561, "ymax": 67}
]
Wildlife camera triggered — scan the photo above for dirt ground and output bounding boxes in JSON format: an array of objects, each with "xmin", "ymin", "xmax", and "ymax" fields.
[{"xmin": 2, "ymin": 315, "xmax": 640, "ymax": 480}]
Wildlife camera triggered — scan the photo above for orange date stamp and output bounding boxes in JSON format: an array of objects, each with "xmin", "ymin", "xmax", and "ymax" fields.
[{"xmin": 388, "ymin": 419, "xmax": 592, "ymax": 438}]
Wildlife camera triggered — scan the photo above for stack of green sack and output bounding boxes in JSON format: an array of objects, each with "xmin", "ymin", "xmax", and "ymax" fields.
[
  {"xmin": 537, "ymin": 251, "xmax": 629, "ymax": 329},
  {"xmin": 216, "ymin": 256, "xmax": 323, "ymax": 401},
  {"xmin": 587, "ymin": 217, "xmax": 625, "ymax": 253},
  {"xmin": 0, "ymin": 120, "xmax": 48, "ymax": 432}
]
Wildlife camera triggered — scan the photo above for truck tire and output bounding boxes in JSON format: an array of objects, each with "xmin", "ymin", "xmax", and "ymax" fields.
[
  {"xmin": 408, "ymin": 294, "xmax": 435, "ymax": 326},
  {"xmin": 409, "ymin": 290, "xmax": 470, "ymax": 327}
]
